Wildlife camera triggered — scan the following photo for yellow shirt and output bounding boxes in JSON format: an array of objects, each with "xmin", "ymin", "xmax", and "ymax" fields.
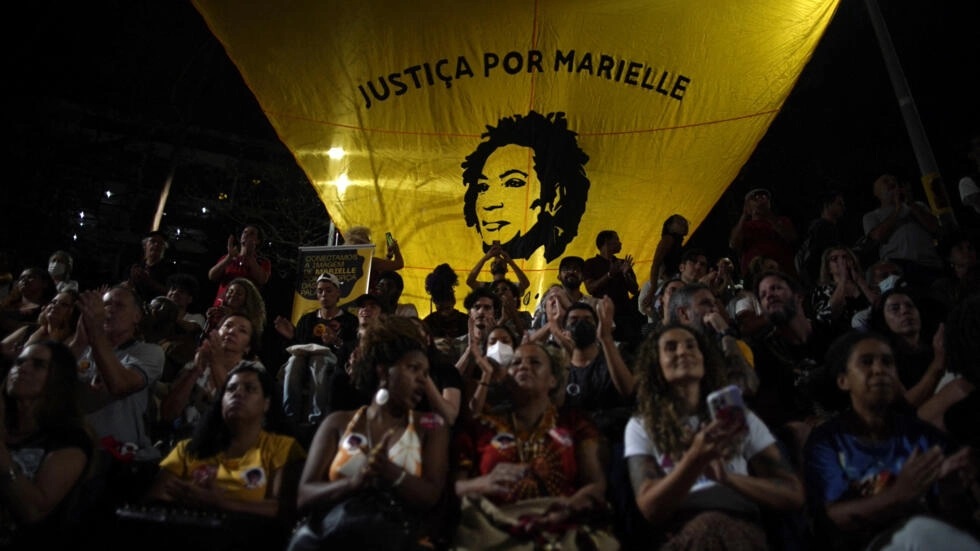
[{"xmin": 160, "ymin": 430, "xmax": 306, "ymax": 502}]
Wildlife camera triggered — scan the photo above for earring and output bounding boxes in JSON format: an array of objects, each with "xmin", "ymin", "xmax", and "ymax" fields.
[{"xmin": 374, "ymin": 383, "xmax": 389, "ymax": 406}]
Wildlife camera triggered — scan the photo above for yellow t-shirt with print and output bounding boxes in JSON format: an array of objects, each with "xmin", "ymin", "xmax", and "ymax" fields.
[{"xmin": 160, "ymin": 430, "xmax": 306, "ymax": 502}]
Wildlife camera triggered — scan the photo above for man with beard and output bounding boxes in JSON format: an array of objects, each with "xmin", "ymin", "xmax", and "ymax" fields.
[
  {"xmin": 667, "ymin": 283, "xmax": 758, "ymax": 397},
  {"xmin": 530, "ymin": 255, "xmax": 595, "ymax": 332},
  {"xmin": 371, "ymin": 270, "xmax": 419, "ymax": 319},
  {"xmin": 750, "ymin": 271, "xmax": 837, "ymax": 467}
]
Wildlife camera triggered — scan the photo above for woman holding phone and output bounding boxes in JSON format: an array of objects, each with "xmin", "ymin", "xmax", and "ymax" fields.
[{"xmin": 624, "ymin": 324, "xmax": 804, "ymax": 549}]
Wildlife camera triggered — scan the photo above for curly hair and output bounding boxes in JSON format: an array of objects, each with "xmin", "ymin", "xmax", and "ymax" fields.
[
  {"xmin": 425, "ymin": 263, "xmax": 460, "ymax": 304},
  {"xmin": 462, "ymin": 111, "xmax": 590, "ymax": 262},
  {"xmin": 225, "ymin": 277, "xmax": 266, "ymax": 338},
  {"xmin": 632, "ymin": 324, "xmax": 728, "ymax": 459},
  {"xmin": 351, "ymin": 317, "xmax": 427, "ymax": 393}
]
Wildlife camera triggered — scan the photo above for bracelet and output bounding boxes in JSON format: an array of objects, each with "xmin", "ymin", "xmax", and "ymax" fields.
[
  {"xmin": 3, "ymin": 465, "xmax": 18, "ymax": 483},
  {"xmin": 392, "ymin": 470, "xmax": 407, "ymax": 488},
  {"xmin": 478, "ymin": 380, "xmax": 490, "ymax": 387}
]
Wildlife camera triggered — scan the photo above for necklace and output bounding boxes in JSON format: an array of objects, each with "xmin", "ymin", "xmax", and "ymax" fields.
[{"xmin": 509, "ymin": 407, "xmax": 553, "ymax": 463}]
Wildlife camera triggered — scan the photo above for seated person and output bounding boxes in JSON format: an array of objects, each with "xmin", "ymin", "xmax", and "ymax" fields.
[
  {"xmin": 0, "ymin": 341, "xmax": 94, "ymax": 549},
  {"xmin": 2, "ymin": 290, "xmax": 79, "ymax": 364},
  {"xmin": 465, "ymin": 324, "xmax": 518, "ymax": 417},
  {"xmin": 804, "ymin": 331, "xmax": 980, "ymax": 550},
  {"xmin": 809, "ymin": 247, "xmax": 875, "ymax": 338},
  {"xmin": 144, "ymin": 363, "xmax": 306, "ymax": 548},
  {"xmin": 0, "ymin": 267, "xmax": 56, "ymax": 340},
  {"xmin": 166, "ymin": 273, "xmax": 207, "ymax": 333},
  {"xmin": 626, "ymin": 325, "xmax": 803, "ymax": 550},
  {"xmin": 291, "ymin": 318, "xmax": 449, "ymax": 549},
  {"xmin": 204, "ymin": 277, "xmax": 267, "ymax": 340},
  {"xmin": 47, "ymin": 250, "xmax": 79, "ymax": 293},
  {"xmin": 489, "ymin": 278, "xmax": 531, "ymax": 336},
  {"xmin": 870, "ymin": 289, "xmax": 946, "ymax": 409},
  {"xmin": 454, "ymin": 341, "xmax": 618, "ymax": 550},
  {"xmin": 158, "ymin": 314, "xmax": 259, "ymax": 446}
]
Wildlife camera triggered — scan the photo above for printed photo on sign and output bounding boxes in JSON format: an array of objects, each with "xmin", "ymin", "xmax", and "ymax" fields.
[{"xmin": 462, "ymin": 111, "xmax": 589, "ymax": 262}]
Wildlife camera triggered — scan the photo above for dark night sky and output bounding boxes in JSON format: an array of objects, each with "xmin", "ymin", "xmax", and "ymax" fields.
[{"xmin": 6, "ymin": 0, "xmax": 980, "ymax": 269}]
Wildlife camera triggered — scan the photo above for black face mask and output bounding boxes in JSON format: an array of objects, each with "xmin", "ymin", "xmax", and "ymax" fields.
[{"xmin": 567, "ymin": 319, "xmax": 597, "ymax": 348}]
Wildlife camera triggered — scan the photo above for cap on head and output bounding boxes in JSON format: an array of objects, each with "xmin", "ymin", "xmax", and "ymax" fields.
[
  {"xmin": 316, "ymin": 272, "xmax": 341, "ymax": 288},
  {"xmin": 559, "ymin": 256, "xmax": 585, "ymax": 271},
  {"xmin": 143, "ymin": 230, "xmax": 170, "ymax": 249},
  {"xmin": 352, "ymin": 293, "xmax": 381, "ymax": 307}
]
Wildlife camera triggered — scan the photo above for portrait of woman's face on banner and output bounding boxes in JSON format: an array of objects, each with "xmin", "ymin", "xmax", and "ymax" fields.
[{"xmin": 462, "ymin": 111, "xmax": 590, "ymax": 263}]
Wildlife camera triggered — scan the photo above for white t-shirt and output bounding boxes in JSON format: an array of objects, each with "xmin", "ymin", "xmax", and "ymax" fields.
[{"xmin": 623, "ymin": 409, "xmax": 776, "ymax": 495}]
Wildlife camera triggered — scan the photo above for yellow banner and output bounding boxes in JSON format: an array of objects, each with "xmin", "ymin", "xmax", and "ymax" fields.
[
  {"xmin": 193, "ymin": 0, "xmax": 840, "ymax": 314},
  {"xmin": 292, "ymin": 245, "xmax": 373, "ymax": 323}
]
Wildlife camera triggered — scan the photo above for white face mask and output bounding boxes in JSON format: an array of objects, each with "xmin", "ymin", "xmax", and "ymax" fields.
[
  {"xmin": 877, "ymin": 274, "xmax": 902, "ymax": 294},
  {"xmin": 486, "ymin": 341, "xmax": 515, "ymax": 367},
  {"xmin": 48, "ymin": 261, "xmax": 67, "ymax": 277}
]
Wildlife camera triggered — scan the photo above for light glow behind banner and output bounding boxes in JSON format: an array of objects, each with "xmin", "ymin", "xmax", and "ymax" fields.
[{"xmin": 193, "ymin": 0, "xmax": 840, "ymax": 313}]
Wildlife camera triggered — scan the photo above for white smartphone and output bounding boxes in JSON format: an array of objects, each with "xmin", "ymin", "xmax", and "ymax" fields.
[{"xmin": 706, "ymin": 384, "xmax": 746, "ymax": 425}]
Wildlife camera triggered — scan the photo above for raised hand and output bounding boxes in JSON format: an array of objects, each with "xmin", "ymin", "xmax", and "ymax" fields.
[
  {"xmin": 77, "ymin": 289, "xmax": 107, "ymax": 330},
  {"xmin": 620, "ymin": 254, "xmax": 635, "ymax": 274},
  {"xmin": 226, "ymin": 234, "xmax": 240, "ymax": 257},
  {"xmin": 273, "ymin": 315, "xmax": 295, "ymax": 340},
  {"xmin": 596, "ymin": 296, "xmax": 615, "ymax": 339}
]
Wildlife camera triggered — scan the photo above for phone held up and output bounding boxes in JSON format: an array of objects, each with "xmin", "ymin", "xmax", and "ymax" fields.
[
  {"xmin": 706, "ymin": 384, "xmax": 746, "ymax": 427},
  {"xmin": 385, "ymin": 232, "xmax": 395, "ymax": 259}
]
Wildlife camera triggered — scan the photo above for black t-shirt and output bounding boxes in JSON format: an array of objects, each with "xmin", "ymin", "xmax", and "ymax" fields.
[
  {"xmin": 416, "ymin": 351, "xmax": 464, "ymax": 428},
  {"xmin": 565, "ymin": 352, "xmax": 634, "ymax": 443},
  {"xmin": 292, "ymin": 309, "xmax": 359, "ymax": 370},
  {"xmin": 749, "ymin": 322, "xmax": 840, "ymax": 428},
  {"xmin": 422, "ymin": 309, "xmax": 469, "ymax": 340}
]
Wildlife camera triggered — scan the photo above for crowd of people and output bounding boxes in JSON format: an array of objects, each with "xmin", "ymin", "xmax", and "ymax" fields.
[{"xmin": 1, "ymin": 165, "xmax": 980, "ymax": 550}]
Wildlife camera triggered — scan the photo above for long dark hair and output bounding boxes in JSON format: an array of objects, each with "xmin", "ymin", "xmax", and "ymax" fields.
[
  {"xmin": 186, "ymin": 362, "xmax": 285, "ymax": 459},
  {"xmin": 633, "ymin": 324, "xmax": 727, "ymax": 458},
  {"xmin": 4, "ymin": 340, "xmax": 87, "ymax": 433}
]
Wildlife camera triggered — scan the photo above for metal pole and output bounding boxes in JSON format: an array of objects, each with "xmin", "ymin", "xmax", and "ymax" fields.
[{"xmin": 863, "ymin": 0, "xmax": 958, "ymax": 235}]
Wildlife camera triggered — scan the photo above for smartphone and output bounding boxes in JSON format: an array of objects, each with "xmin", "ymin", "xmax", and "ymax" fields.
[
  {"xmin": 384, "ymin": 232, "xmax": 395, "ymax": 259},
  {"xmin": 707, "ymin": 384, "xmax": 746, "ymax": 425}
]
